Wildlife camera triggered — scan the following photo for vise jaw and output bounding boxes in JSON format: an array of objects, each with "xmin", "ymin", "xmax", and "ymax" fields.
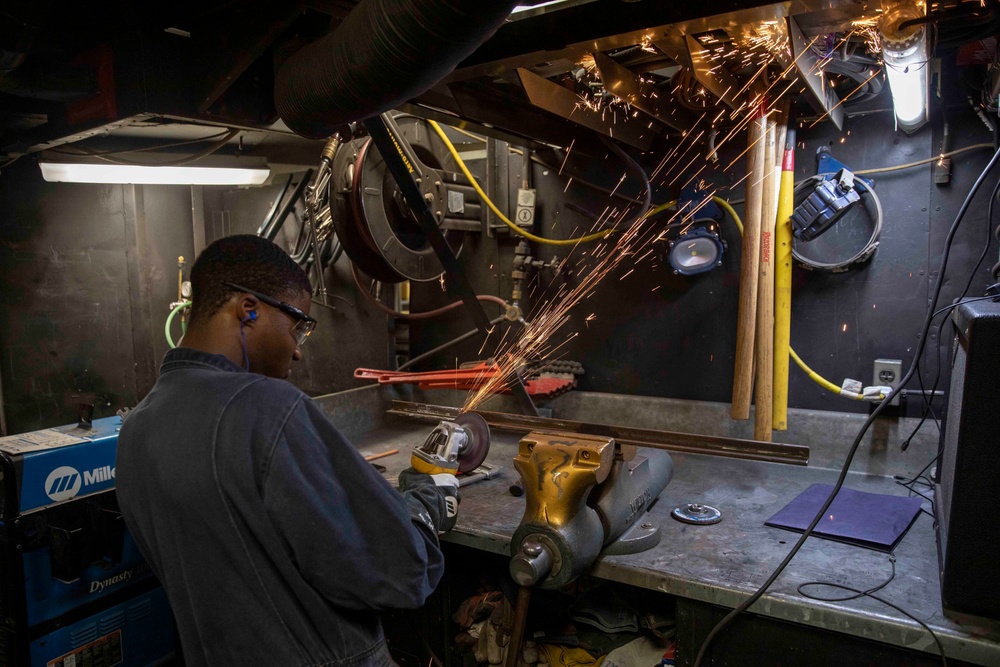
[{"xmin": 509, "ymin": 431, "xmax": 673, "ymax": 589}]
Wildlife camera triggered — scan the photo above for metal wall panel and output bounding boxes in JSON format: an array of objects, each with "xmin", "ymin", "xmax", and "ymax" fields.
[
  {"xmin": 409, "ymin": 102, "xmax": 994, "ymax": 421},
  {"xmin": 0, "ymin": 160, "xmax": 140, "ymax": 433}
]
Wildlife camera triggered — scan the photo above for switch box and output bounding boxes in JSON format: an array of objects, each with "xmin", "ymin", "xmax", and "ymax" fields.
[
  {"xmin": 515, "ymin": 188, "xmax": 536, "ymax": 228},
  {"xmin": 873, "ymin": 358, "xmax": 903, "ymax": 406}
]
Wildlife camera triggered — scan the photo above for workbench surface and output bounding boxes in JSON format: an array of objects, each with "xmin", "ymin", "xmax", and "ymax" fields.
[{"xmin": 351, "ymin": 416, "xmax": 1000, "ymax": 666}]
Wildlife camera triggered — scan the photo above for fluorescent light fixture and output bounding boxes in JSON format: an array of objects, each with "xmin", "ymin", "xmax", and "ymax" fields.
[
  {"xmin": 39, "ymin": 158, "xmax": 270, "ymax": 185},
  {"xmin": 881, "ymin": 3, "xmax": 929, "ymax": 134},
  {"xmin": 512, "ymin": 0, "xmax": 567, "ymax": 12}
]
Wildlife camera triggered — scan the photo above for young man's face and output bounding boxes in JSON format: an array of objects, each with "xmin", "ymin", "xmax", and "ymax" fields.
[{"xmin": 251, "ymin": 290, "xmax": 312, "ymax": 379}]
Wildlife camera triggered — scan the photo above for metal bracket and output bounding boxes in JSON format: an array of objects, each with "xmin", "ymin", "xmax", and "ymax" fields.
[{"xmin": 788, "ymin": 16, "xmax": 844, "ymax": 130}]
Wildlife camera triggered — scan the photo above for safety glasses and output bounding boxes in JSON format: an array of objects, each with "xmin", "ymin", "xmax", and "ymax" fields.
[{"xmin": 223, "ymin": 282, "xmax": 317, "ymax": 346}]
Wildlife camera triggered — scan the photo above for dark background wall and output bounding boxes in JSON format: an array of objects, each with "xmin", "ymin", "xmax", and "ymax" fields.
[
  {"xmin": 1, "ymin": 74, "xmax": 995, "ymax": 433},
  {"xmin": 409, "ymin": 102, "xmax": 996, "ymax": 418},
  {"xmin": 0, "ymin": 166, "xmax": 392, "ymax": 434}
]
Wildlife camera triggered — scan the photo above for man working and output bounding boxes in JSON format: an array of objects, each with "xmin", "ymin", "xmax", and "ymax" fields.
[{"xmin": 117, "ymin": 234, "xmax": 458, "ymax": 666}]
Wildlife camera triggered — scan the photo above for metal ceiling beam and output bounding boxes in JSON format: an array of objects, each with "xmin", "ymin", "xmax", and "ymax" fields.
[
  {"xmin": 787, "ymin": 14, "xmax": 844, "ymax": 130},
  {"xmin": 516, "ymin": 67, "xmax": 656, "ymax": 151},
  {"xmin": 194, "ymin": 3, "xmax": 303, "ymax": 114},
  {"xmin": 592, "ymin": 52, "xmax": 698, "ymax": 131},
  {"xmin": 446, "ymin": 0, "xmax": 862, "ymax": 84},
  {"xmin": 682, "ymin": 33, "xmax": 743, "ymax": 110}
]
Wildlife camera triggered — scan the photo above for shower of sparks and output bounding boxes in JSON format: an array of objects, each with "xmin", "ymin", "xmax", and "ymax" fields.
[
  {"xmin": 454, "ymin": 24, "xmax": 843, "ymax": 414},
  {"xmin": 558, "ymin": 139, "xmax": 575, "ymax": 175},
  {"xmin": 572, "ymin": 54, "xmax": 633, "ymax": 116},
  {"xmin": 462, "ymin": 195, "xmax": 717, "ymax": 413},
  {"xmin": 851, "ymin": 15, "xmax": 882, "ymax": 56},
  {"xmin": 737, "ymin": 20, "xmax": 790, "ymax": 68}
]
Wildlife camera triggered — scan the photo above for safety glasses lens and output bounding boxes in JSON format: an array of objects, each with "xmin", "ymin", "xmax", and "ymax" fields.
[{"xmin": 292, "ymin": 319, "xmax": 316, "ymax": 346}]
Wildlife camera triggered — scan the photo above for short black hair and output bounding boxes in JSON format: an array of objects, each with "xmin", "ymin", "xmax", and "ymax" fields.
[{"xmin": 189, "ymin": 235, "xmax": 311, "ymax": 324}]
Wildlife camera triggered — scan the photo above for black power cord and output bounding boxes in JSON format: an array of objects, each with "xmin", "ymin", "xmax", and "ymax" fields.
[
  {"xmin": 692, "ymin": 145, "xmax": 1000, "ymax": 667},
  {"xmin": 798, "ymin": 553, "xmax": 897, "ymax": 603},
  {"xmin": 797, "ymin": 553, "xmax": 948, "ymax": 667},
  {"xmin": 901, "ymin": 176, "xmax": 1000, "ymax": 450}
]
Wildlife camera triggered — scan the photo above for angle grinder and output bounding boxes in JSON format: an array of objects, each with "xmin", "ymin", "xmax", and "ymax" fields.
[{"xmin": 411, "ymin": 412, "xmax": 491, "ymax": 476}]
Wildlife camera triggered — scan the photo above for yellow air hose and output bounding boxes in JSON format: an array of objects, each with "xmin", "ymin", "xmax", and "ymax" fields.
[{"xmin": 428, "ymin": 120, "xmax": 612, "ymax": 246}]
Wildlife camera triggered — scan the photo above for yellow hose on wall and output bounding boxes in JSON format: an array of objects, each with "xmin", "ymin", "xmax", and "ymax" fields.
[{"xmin": 428, "ymin": 120, "xmax": 612, "ymax": 246}]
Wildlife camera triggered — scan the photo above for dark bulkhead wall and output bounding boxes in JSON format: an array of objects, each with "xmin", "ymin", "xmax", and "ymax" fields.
[
  {"xmin": 408, "ymin": 89, "xmax": 996, "ymax": 418},
  {"xmin": 0, "ymin": 166, "xmax": 390, "ymax": 434},
  {"xmin": 1, "ymin": 65, "xmax": 996, "ymax": 432}
]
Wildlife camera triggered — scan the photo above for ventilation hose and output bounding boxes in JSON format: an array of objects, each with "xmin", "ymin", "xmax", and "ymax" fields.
[{"xmin": 275, "ymin": 0, "xmax": 520, "ymax": 138}]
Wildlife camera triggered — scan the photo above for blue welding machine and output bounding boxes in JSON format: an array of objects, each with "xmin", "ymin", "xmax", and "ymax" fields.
[{"xmin": 0, "ymin": 415, "xmax": 175, "ymax": 666}]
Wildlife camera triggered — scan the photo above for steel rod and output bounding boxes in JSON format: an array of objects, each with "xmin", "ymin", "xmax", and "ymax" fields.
[{"xmin": 387, "ymin": 401, "xmax": 809, "ymax": 466}]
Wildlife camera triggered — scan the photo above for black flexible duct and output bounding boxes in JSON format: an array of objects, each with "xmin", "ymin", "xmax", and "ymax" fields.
[{"xmin": 275, "ymin": 0, "xmax": 520, "ymax": 139}]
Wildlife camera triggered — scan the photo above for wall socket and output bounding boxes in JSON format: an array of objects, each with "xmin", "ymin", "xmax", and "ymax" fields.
[{"xmin": 873, "ymin": 358, "xmax": 903, "ymax": 406}]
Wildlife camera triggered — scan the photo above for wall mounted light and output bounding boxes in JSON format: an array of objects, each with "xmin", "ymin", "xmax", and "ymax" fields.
[
  {"xmin": 38, "ymin": 156, "xmax": 270, "ymax": 185},
  {"xmin": 667, "ymin": 223, "xmax": 726, "ymax": 275},
  {"xmin": 881, "ymin": 2, "xmax": 929, "ymax": 134}
]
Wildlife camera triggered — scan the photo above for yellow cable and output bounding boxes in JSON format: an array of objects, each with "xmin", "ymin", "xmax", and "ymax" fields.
[
  {"xmin": 788, "ymin": 349, "xmax": 864, "ymax": 400},
  {"xmin": 448, "ymin": 127, "xmax": 991, "ymax": 179},
  {"xmin": 428, "ymin": 119, "xmax": 612, "ymax": 246}
]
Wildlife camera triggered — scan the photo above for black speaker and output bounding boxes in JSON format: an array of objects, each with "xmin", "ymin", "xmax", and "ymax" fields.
[{"xmin": 935, "ymin": 298, "xmax": 1000, "ymax": 619}]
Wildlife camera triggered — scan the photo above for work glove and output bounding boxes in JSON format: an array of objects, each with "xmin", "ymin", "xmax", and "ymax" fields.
[{"xmin": 398, "ymin": 468, "xmax": 460, "ymax": 534}]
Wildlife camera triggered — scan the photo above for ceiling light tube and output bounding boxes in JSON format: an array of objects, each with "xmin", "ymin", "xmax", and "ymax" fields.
[
  {"xmin": 39, "ymin": 161, "xmax": 270, "ymax": 185},
  {"xmin": 881, "ymin": 2, "xmax": 929, "ymax": 134}
]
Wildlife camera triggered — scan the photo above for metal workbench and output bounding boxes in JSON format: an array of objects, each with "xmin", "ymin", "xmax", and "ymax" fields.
[{"xmin": 315, "ymin": 385, "xmax": 1000, "ymax": 666}]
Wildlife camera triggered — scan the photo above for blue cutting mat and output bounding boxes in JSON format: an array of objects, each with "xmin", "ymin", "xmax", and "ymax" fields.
[{"xmin": 765, "ymin": 483, "xmax": 923, "ymax": 552}]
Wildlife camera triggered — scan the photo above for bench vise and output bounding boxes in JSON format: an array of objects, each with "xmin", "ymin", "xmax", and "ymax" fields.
[{"xmin": 509, "ymin": 431, "xmax": 673, "ymax": 589}]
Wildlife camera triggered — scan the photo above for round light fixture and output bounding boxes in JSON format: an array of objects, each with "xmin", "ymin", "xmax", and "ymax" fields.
[{"xmin": 668, "ymin": 225, "xmax": 725, "ymax": 275}]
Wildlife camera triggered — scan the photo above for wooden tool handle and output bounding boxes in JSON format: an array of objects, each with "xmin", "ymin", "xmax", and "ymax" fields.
[
  {"xmin": 364, "ymin": 449, "xmax": 399, "ymax": 462},
  {"xmin": 732, "ymin": 110, "xmax": 768, "ymax": 420},
  {"xmin": 754, "ymin": 115, "xmax": 779, "ymax": 441}
]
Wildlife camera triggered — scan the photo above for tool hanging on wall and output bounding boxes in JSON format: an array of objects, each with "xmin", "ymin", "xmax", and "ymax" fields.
[
  {"xmin": 731, "ymin": 101, "xmax": 768, "ymax": 421},
  {"xmin": 791, "ymin": 147, "xmax": 883, "ymax": 272},
  {"xmin": 754, "ymin": 112, "xmax": 779, "ymax": 441},
  {"xmin": 773, "ymin": 118, "xmax": 796, "ymax": 432}
]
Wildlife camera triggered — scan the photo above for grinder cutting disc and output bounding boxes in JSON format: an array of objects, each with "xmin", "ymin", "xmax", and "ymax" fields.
[{"xmin": 454, "ymin": 412, "xmax": 490, "ymax": 473}]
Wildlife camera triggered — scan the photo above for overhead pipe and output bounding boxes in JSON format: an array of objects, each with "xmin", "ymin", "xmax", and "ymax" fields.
[{"xmin": 275, "ymin": 0, "xmax": 520, "ymax": 139}]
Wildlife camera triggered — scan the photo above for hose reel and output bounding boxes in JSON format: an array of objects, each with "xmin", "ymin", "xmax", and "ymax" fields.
[{"xmin": 330, "ymin": 114, "xmax": 482, "ymax": 283}]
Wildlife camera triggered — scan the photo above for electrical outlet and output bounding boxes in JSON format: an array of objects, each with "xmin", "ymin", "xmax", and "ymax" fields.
[{"xmin": 872, "ymin": 358, "xmax": 903, "ymax": 406}]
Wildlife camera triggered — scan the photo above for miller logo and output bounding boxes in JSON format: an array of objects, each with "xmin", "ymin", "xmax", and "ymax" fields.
[
  {"xmin": 44, "ymin": 466, "xmax": 82, "ymax": 502},
  {"xmin": 44, "ymin": 464, "xmax": 115, "ymax": 502}
]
